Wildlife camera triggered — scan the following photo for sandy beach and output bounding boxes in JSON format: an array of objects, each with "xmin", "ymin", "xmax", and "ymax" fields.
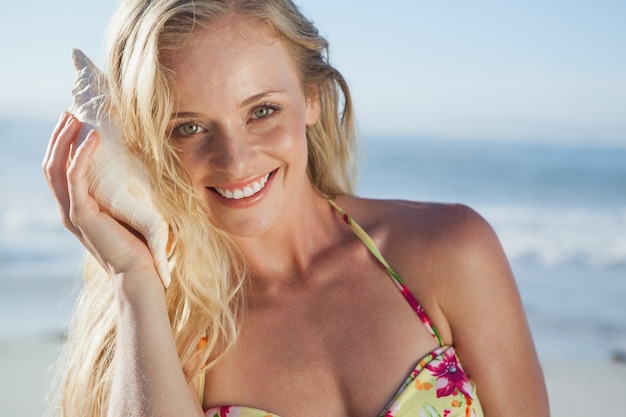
[
  {"xmin": 1, "ymin": 336, "xmax": 625, "ymax": 417},
  {"xmin": 0, "ymin": 337, "xmax": 63, "ymax": 417}
]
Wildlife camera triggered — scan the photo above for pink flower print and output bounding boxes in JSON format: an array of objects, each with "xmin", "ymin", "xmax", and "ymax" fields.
[
  {"xmin": 425, "ymin": 349, "xmax": 474, "ymax": 400},
  {"xmin": 398, "ymin": 283, "xmax": 437, "ymax": 337},
  {"xmin": 221, "ymin": 407, "xmax": 241, "ymax": 417},
  {"xmin": 205, "ymin": 406, "xmax": 241, "ymax": 417}
]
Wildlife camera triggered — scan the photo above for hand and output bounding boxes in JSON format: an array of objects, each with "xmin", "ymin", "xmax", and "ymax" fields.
[{"xmin": 42, "ymin": 113, "xmax": 161, "ymax": 290}]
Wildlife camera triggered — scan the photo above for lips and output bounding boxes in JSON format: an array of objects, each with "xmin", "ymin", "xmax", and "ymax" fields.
[{"xmin": 213, "ymin": 172, "xmax": 272, "ymax": 200}]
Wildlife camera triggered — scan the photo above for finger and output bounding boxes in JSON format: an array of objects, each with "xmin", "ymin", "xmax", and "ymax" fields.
[
  {"xmin": 66, "ymin": 129, "xmax": 100, "ymax": 227},
  {"xmin": 42, "ymin": 112, "xmax": 71, "ymax": 170},
  {"xmin": 69, "ymin": 122, "xmax": 93, "ymax": 161},
  {"xmin": 44, "ymin": 116, "xmax": 84, "ymax": 231},
  {"xmin": 44, "ymin": 115, "xmax": 81, "ymax": 191},
  {"xmin": 68, "ymin": 127, "xmax": 99, "ymax": 182},
  {"xmin": 65, "ymin": 131, "xmax": 154, "ymax": 273}
]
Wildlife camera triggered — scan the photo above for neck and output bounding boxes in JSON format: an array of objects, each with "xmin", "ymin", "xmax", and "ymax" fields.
[{"xmin": 233, "ymin": 191, "xmax": 344, "ymax": 288}]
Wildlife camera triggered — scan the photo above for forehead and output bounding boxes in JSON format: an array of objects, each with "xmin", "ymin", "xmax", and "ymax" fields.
[{"xmin": 167, "ymin": 17, "xmax": 303, "ymax": 109}]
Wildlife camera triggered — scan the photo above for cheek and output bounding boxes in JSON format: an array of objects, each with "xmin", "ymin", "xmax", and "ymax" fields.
[
  {"xmin": 270, "ymin": 130, "xmax": 308, "ymax": 178},
  {"xmin": 271, "ymin": 114, "xmax": 309, "ymax": 163},
  {"xmin": 175, "ymin": 146, "xmax": 207, "ymax": 187}
]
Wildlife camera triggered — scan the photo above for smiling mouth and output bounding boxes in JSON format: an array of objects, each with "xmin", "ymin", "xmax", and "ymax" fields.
[{"xmin": 213, "ymin": 171, "xmax": 274, "ymax": 200}]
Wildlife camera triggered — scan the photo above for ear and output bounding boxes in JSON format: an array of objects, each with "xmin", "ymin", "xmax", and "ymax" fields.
[{"xmin": 304, "ymin": 84, "xmax": 321, "ymax": 126}]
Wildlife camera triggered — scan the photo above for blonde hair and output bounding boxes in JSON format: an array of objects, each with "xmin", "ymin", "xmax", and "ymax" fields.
[{"xmin": 49, "ymin": 1, "xmax": 357, "ymax": 416}]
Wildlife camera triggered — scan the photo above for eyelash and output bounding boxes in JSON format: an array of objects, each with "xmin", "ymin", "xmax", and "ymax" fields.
[
  {"xmin": 170, "ymin": 121, "xmax": 206, "ymax": 139},
  {"xmin": 251, "ymin": 102, "xmax": 282, "ymax": 120},
  {"xmin": 169, "ymin": 102, "xmax": 282, "ymax": 139}
]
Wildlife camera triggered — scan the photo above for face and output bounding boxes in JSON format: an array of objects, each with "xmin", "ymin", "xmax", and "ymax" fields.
[{"xmin": 166, "ymin": 17, "xmax": 321, "ymax": 238}]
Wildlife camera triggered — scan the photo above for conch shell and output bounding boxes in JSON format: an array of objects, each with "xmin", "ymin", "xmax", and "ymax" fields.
[{"xmin": 69, "ymin": 48, "xmax": 172, "ymax": 288}]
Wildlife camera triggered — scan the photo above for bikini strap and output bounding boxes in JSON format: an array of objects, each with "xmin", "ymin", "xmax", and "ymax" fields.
[{"xmin": 328, "ymin": 199, "xmax": 444, "ymax": 346}]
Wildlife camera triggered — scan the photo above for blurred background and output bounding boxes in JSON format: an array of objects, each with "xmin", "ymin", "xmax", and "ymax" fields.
[{"xmin": 0, "ymin": 0, "xmax": 625, "ymax": 415}]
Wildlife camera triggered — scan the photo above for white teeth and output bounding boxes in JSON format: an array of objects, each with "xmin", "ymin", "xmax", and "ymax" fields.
[{"xmin": 215, "ymin": 173, "xmax": 271, "ymax": 200}]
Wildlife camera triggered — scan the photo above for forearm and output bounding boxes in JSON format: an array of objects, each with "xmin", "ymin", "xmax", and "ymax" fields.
[{"xmin": 107, "ymin": 273, "xmax": 203, "ymax": 417}]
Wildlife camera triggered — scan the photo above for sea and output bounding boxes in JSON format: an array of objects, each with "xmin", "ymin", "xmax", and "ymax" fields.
[{"xmin": 1, "ymin": 119, "xmax": 625, "ymax": 364}]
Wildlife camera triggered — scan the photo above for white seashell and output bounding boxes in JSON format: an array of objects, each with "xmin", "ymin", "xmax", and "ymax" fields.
[{"xmin": 69, "ymin": 48, "xmax": 173, "ymax": 288}]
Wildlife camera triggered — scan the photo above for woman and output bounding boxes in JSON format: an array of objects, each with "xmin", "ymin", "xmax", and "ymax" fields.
[{"xmin": 43, "ymin": 1, "xmax": 549, "ymax": 416}]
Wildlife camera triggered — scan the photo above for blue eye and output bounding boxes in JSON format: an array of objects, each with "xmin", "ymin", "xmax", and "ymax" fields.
[
  {"xmin": 252, "ymin": 103, "xmax": 281, "ymax": 120},
  {"xmin": 178, "ymin": 123, "xmax": 202, "ymax": 136},
  {"xmin": 253, "ymin": 107, "xmax": 272, "ymax": 118}
]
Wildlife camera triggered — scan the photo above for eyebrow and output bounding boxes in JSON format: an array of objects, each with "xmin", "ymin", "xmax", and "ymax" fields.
[
  {"xmin": 239, "ymin": 90, "xmax": 284, "ymax": 109},
  {"xmin": 169, "ymin": 111, "xmax": 202, "ymax": 120},
  {"xmin": 169, "ymin": 90, "xmax": 286, "ymax": 120}
]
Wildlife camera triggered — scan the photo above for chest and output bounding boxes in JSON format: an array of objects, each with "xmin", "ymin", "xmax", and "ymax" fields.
[{"xmin": 203, "ymin": 260, "xmax": 440, "ymax": 417}]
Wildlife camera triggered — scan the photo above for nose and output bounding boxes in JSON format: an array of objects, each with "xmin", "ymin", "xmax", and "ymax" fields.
[{"xmin": 208, "ymin": 126, "xmax": 258, "ymax": 179}]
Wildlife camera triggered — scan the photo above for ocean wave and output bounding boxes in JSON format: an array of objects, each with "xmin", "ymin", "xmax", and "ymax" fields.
[
  {"xmin": 2, "ymin": 201, "xmax": 624, "ymax": 281},
  {"xmin": 480, "ymin": 205, "xmax": 626, "ymax": 268}
]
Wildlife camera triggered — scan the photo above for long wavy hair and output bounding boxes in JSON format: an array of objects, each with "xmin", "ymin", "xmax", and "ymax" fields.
[{"xmin": 48, "ymin": 1, "xmax": 357, "ymax": 416}]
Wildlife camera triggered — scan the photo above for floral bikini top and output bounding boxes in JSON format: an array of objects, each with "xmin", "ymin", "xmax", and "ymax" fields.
[{"xmin": 202, "ymin": 200, "xmax": 484, "ymax": 417}]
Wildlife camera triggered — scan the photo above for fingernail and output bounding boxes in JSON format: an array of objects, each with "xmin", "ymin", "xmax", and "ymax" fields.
[
  {"xmin": 85, "ymin": 129, "xmax": 97, "ymax": 142},
  {"xmin": 55, "ymin": 112, "xmax": 69, "ymax": 129}
]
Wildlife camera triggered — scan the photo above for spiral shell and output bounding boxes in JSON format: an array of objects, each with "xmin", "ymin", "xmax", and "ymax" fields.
[{"xmin": 69, "ymin": 48, "xmax": 172, "ymax": 287}]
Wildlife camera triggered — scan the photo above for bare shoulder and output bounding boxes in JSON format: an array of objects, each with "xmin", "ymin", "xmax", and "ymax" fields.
[
  {"xmin": 374, "ymin": 197, "xmax": 512, "ymax": 301},
  {"xmin": 340, "ymin": 197, "xmax": 515, "ymax": 337},
  {"xmin": 391, "ymin": 200, "xmax": 509, "ymax": 283},
  {"xmin": 382, "ymin": 198, "xmax": 494, "ymax": 246},
  {"xmin": 343, "ymin": 197, "xmax": 501, "ymax": 265},
  {"xmin": 342, "ymin": 197, "xmax": 548, "ymax": 415}
]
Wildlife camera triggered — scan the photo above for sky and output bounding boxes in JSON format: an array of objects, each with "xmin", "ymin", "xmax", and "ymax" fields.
[{"xmin": 1, "ymin": 0, "xmax": 625, "ymax": 145}]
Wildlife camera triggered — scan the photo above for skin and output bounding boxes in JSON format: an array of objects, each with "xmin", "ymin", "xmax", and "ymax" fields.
[{"xmin": 42, "ymin": 14, "xmax": 549, "ymax": 417}]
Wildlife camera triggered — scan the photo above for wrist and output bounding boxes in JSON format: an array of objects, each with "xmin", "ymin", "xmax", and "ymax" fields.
[{"xmin": 111, "ymin": 268, "xmax": 166, "ymax": 307}]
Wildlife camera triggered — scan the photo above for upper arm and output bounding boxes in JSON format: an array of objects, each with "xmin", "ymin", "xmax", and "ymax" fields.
[
  {"xmin": 386, "ymin": 202, "xmax": 549, "ymax": 416},
  {"xmin": 434, "ymin": 205, "xmax": 549, "ymax": 416}
]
